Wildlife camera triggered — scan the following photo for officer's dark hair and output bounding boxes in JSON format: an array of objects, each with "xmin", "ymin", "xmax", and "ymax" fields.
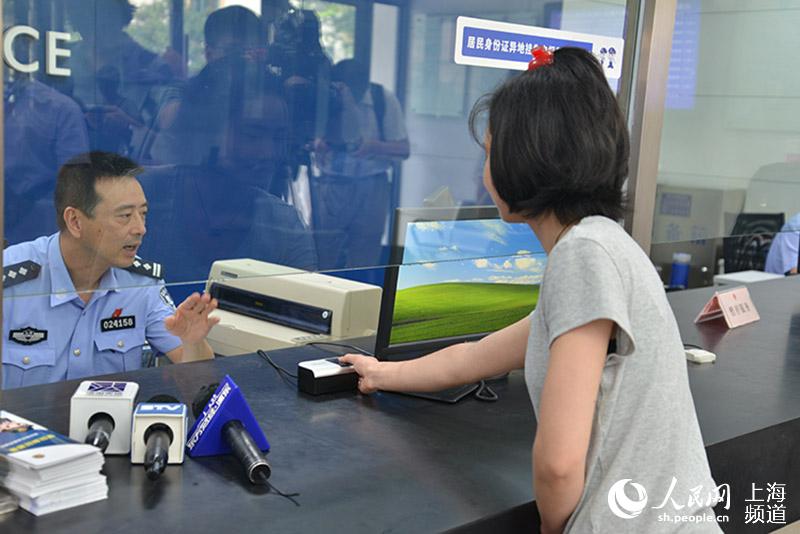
[
  {"xmin": 204, "ymin": 5, "xmax": 263, "ymax": 50},
  {"xmin": 468, "ymin": 47, "xmax": 630, "ymax": 224},
  {"xmin": 55, "ymin": 151, "xmax": 142, "ymax": 230}
]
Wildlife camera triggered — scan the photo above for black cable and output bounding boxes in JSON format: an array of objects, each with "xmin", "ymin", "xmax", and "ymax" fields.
[
  {"xmin": 305, "ymin": 341, "xmax": 374, "ymax": 356},
  {"xmin": 473, "ymin": 380, "xmax": 498, "ymax": 402},
  {"xmin": 257, "ymin": 349, "xmax": 298, "ymax": 380},
  {"xmin": 252, "ymin": 468, "xmax": 300, "ymax": 506},
  {"xmin": 266, "ymin": 480, "xmax": 301, "ymax": 507}
]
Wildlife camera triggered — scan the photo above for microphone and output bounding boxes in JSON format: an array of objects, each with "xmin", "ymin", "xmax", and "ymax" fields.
[
  {"xmin": 187, "ymin": 376, "xmax": 271, "ymax": 484},
  {"xmin": 85, "ymin": 412, "xmax": 115, "ymax": 452},
  {"xmin": 187, "ymin": 376, "xmax": 299, "ymax": 504},
  {"xmin": 69, "ymin": 381, "xmax": 139, "ymax": 454},
  {"xmin": 143, "ymin": 423, "xmax": 173, "ymax": 480},
  {"xmin": 142, "ymin": 393, "xmax": 177, "ymax": 480},
  {"xmin": 222, "ymin": 420, "xmax": 271, "ymax": 484},
  {"xmin": 131, "ymin": 394, "xmax": 188, "ymax": 480}
]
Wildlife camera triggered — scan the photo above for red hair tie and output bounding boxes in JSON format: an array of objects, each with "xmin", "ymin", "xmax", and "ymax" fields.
[{"xmin": 527, "ymin": 46, "xmax": 554, "ymax": 71}]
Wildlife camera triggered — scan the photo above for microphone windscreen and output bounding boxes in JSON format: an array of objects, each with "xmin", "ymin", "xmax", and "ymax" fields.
[{"xmin": 191, "ymin": 383, "xmax": 219, "ymax": 418}]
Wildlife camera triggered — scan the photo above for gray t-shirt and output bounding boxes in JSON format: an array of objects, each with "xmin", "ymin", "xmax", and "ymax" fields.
[{"xmin": 525, "ymin": 216, "xmax": 722, "ymax": 533}]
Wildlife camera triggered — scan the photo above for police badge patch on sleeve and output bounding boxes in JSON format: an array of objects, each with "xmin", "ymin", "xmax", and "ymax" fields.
[
  {"xmin": 9, "ymin": 327, "xmax": 48, "ymax": 345},
  {"xmin": 160, "ymin": 286, "xmax": 176, "ymax": 311}
]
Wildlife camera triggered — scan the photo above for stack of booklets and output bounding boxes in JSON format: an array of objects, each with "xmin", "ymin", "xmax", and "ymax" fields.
[{"xmin": 0, "ymin": 410, "xmax": 107, "ymax": 515}]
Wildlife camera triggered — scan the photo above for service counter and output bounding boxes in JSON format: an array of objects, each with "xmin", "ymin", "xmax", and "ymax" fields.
[
  {"xmin": 1, "ymin": 277, "xmax": 800, "ymax": 533},
  {"xmin": 670, "ymin": 277, "xmax": 800, "ymax": 533}
]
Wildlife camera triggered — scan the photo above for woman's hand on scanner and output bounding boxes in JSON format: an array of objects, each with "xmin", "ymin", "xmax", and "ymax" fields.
[{"xmin": 339, "ymin": 354, "xmax": 381, "ymax": 394}]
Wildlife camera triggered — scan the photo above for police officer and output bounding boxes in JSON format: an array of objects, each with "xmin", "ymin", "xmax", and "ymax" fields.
[
  {"xmin": 765, "ymin": 212, "xmax": 800, "ymax": 276},
  {"xmin": 3, "ymin": 151, "xmax": 220, "ymax": 389}
]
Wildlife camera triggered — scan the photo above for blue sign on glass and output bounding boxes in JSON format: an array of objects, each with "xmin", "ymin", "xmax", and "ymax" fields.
[
  {"xmin": 660, "ymin": 193, "xmax": 693, "ymax": 217},
  {"xmin": 461, "ymin": 28, "xmax": 593, "ymax": 64},
  {"xmin": 454, "ymin": 17, "xmax": 624, "ymax": 80}
]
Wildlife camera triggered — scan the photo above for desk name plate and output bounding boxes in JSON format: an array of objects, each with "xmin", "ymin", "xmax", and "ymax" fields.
[{"xmin": 694, "ymin": 286, "xmax": 760, "ymax": 329}]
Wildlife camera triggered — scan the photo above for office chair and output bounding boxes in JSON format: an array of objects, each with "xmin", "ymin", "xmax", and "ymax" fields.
[{"xmin": 722, "ymin": 213, "xmax": 785, "ymax": 273}]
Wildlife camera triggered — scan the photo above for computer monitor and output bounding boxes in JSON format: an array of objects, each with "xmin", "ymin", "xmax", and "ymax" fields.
[{"xmin": 375, "ymin": 206, "xmax": 546, "ymax": 361}]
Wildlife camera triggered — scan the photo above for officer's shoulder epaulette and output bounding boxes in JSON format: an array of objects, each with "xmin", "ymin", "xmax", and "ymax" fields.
[
  {"xmin": 3, "ymin": 260, "xmax": 42, "ymax": 289},
  {"xmin": 124, "ymin": 257, "xmax": 164, "ymax": 280}
]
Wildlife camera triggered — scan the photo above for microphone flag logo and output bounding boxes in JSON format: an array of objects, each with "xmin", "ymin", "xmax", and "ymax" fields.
[{"xmin": 87, "ymin": 381, "xmax": 128, "ymax": 394}]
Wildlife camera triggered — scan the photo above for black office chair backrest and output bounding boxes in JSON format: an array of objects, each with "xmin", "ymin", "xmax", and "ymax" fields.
[{"xmin": 723, "ymin": 213, "xmax": 785, "ymax": 273}]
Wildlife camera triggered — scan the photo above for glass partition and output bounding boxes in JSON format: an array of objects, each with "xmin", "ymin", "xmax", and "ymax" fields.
[
  {"xmin": 651, "ymin": 0, "xmax": 800, "ymax": 288},
  {"xmin": 2, "ymin": 0, "xmax": 632, "ymax": 389}
]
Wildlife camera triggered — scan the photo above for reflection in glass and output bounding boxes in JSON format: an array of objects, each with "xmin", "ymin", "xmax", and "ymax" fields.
[
  {"xmin": 142, "ymin": 5, "xmax": 317, "ymax": 296},
  {"xmin": 4, "ymin": 0, "xmax": 631, "ymax": 282},
  {"xmin": 653, "ymin": 1, "xmax": 800, "ymax": 286},
  {"xmin": 289, "ymin": 0, "xmax": 355, "ymax": 64},
  {"xmin": 5, "ymin": 77, "xmax": 90, "ymax": 245},
  {"xmin": 65, "ymin": 0, "xmax": 176, "ymax": 157},
  {"xmin": 310, "ymin": 58, "xmax": 410, "ymax": 270},
  {"xmin": 3, "ymin": 0, "xmax": 633, "ymax": 391}
]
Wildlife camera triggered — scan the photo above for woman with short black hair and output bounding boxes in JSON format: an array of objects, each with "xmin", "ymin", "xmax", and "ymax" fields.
[{"xmin": 342, "ymin": 47, "xmax": 720, "ymax": 533}]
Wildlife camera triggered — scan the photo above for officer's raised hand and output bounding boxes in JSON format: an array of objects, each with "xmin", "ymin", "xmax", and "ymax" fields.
[{"xmin": 164, "ymin": 292, "xmax": 221, "ymax": 361}]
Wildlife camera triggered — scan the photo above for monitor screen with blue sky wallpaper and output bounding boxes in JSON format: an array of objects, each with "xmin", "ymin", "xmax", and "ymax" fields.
[{"xmin": 388, "ymin": 215, "xmax": 545, "ymax": 346}]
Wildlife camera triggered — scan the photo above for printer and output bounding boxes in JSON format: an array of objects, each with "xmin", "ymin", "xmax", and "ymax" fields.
[{"xmin": 204, "ymin": 259, "xmax": 382, "ymax": 356}]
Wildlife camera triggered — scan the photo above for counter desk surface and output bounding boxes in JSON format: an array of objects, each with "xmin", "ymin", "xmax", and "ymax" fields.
[
  {"xmin": 1, "ymin": 277, "xmax": 800, "ymax": 533},
  {"xmin": 670, "ymin": 277, "xmax": 800, "ymax": 445},
  {"xmin": 0, "ymin": 343, "xmax": 536, "ymax": 534}
]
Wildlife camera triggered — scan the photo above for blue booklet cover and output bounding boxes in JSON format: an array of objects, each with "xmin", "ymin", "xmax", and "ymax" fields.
[{"xmin": 0, "ymin": 412, "xmax": 74, "ymax": 456}]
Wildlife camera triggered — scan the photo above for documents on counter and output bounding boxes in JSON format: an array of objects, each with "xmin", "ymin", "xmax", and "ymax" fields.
[{"xmin": 0, "ymin": 410, "xmax": 107, "ymax": 515}]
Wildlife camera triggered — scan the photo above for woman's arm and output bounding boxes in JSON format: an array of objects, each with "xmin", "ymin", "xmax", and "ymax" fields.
[
  {"xmin": 340, "ymin": 315, "xmax": 530, "ymax": 393},
  {"xmin": 534, "ymin": 319, "xmax": 612, "ymax": 534}
]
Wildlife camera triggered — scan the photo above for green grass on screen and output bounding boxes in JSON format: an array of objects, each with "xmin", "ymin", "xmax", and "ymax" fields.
[{"xmin": 390, "ymin": 282, "xmax": 539, "ymax": 344}]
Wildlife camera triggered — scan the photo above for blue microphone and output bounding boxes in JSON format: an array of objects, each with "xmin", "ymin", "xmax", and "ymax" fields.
[{"xmin": 186, "ymin": 375, "xmax": 270, "ymax": 483}]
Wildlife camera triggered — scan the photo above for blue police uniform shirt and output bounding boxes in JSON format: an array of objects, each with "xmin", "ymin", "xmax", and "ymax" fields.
[
  {"xmin": 3, "ymin": 233, "xmax": 182, "ymax": 389},
  {"xmin": 765, "ymin": 212, "xmax": 800, "ymax": 275}
]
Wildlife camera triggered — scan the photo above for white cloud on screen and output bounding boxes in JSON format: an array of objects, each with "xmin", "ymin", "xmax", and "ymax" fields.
[
  {"xmin": 514, "ymin": 257, "xmax": 545, "ymax": 272},
  {"xmin": 414, "ymin": 222, "xmax": 444, "ymax": 231},
  {"xmin": 479, "ymin": 220, "xmax": 509, "ymax": 245}
]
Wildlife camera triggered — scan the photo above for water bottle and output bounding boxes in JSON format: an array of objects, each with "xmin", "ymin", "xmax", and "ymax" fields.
[{"xmin": 669, "ymin": 252, "xmax": 691, "ymax": 289}]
